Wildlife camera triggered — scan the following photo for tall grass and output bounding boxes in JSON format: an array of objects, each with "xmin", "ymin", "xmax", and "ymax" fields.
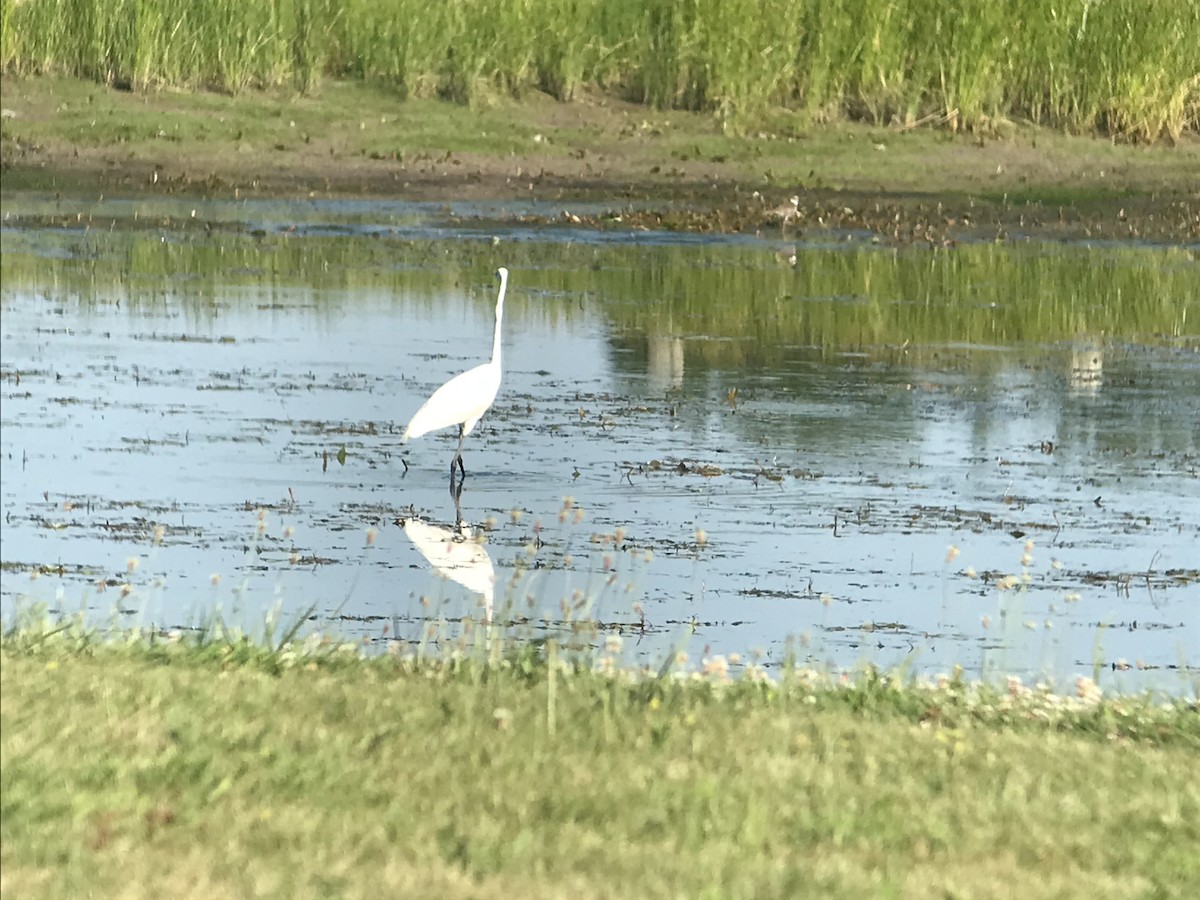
[{"xmin": 3, "ymin": 0, "xmax": 1197, "ymax": 139}]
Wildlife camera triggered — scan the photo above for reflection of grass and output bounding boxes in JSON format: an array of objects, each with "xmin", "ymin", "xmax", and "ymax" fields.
[
  {"xmin": 601, "ymin": 243, "xmax": 1199, "ymax": 367},
  {"xmin": 4, "ymin": 610, "xmax": 1199, "ymax": 899},
  {"xmin": 2, "ymin": 228, "xmax": 1195, "ymax": 363}
]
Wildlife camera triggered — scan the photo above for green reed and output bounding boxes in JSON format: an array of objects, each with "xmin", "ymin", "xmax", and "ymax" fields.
[{"xmin": 3, "ymin": 0, "xmax": 1196, "ymax": 139}]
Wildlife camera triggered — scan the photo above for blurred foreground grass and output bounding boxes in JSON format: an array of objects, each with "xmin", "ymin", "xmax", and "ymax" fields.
[{"xmin": 2, "ymin": 623, "xmax": 1198, "ymax": 900}]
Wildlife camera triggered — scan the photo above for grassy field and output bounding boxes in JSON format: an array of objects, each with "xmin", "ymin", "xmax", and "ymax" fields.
[
  {"xmin": 3, "ymin": 0, "xmax": 1198, "ymax": 141},
  {"xmin": 3, "ymin": 619, "xmax": 1199, "ymax": 900}
]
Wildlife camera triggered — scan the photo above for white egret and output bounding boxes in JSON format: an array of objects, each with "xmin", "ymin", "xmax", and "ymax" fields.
[{"xmin": 401, "ymin": 266, "xmax": 509, "ymax": 480}]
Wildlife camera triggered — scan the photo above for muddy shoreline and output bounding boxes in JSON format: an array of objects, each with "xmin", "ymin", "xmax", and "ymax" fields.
[
  {"xmin": 4, "ymin": 78, "xmax": 1199, "ymax": 244},
  {"xmin": 8, "ymin": 157, "xmax": 1199, "ymax": 246}
]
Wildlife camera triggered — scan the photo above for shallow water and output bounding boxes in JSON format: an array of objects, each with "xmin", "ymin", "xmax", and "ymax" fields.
[{"xmin": 2, "ymin": 196, "xmax": 1198, "ymax": 692}]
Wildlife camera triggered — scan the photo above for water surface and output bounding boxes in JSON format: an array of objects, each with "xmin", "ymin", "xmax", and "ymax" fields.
[{"xmin": 2, "ymin": 197, "xmax": 1197, "ymax": 691}]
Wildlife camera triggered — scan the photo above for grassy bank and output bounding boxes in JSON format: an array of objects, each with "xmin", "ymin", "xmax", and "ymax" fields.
[
  {"xmin": 2, "ymin": 619, "xmax": 1199, "ymax": 899},
  {"xmin": 4, "ymin": 75, "xmax": 1200, "ymax": 245},
  {"xmin": 2, "ymin": 0, "xmax": 1198, "ymax": 140}
]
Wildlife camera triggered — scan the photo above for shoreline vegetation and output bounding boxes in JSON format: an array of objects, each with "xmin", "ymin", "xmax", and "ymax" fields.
[
  {"xmin": 3, "ymin": 612, "xmax": 1199, "ymax": 898},
  {"xmin": 3, "ymin": 0, "xmax": 1200, "ymax": 235},
  {"xmin": 3, "ymin": 0, "xmax": 1198, "ymax": 142}
]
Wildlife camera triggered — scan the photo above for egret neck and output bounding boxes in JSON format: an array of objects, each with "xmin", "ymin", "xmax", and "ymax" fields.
[{"xmin": 492, "ymin": 267, "xmax": 508, "ymax": 370}]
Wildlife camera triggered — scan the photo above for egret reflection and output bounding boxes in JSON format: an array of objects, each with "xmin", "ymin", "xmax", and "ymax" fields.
[
  {"xmin": 646, "ymin": 333, "xmax": 685, "ymax": 390},
  {"xmin": 401, "ymin": 516, "xmax": 496, "ymax": 624},
  {"xmin": 1069, "ymin": 346, "xmax": 1103, "ymax": 395}
]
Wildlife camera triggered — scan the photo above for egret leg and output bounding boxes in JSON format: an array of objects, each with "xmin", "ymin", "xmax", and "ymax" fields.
[
  {"xmin": 449, "ymin": 475, "xmax": 465, "ymax": 527},
  {"xmin": 450, "ymin": 424, "xmax": 467, "ymax": 482}
]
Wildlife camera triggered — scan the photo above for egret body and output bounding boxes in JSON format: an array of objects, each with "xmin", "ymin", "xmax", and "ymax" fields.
[{"xmin": 401, "ymin": 267, "xmax": 508, "ymax": 480}]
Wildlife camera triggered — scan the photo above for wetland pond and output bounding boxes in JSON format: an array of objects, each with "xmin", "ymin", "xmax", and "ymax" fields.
[{"xmin": 2, "ymin": 196, "xmax": 1198, "ymax": 692}]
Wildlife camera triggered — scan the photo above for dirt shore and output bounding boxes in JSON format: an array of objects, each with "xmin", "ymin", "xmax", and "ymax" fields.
[{"xmin": 3, "ymin": 77, "xmax": 1198, "ymax": 243}]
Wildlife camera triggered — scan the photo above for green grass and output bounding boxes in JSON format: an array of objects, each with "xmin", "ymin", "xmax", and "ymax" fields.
[
  {"xmin": 5, "ymin": 75, "xmax": 1199, "ymax": 209},
  {"xmin": 2, "ymin": 0, "xmax": 1197, "ymax": 140},
  {"xmin": 2, "ymin": 615, "xmax": 1199, "ymax": 899},
  {"xmin": 1, "ymin": 76, "xmax": 545, "ymax": 159}
]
